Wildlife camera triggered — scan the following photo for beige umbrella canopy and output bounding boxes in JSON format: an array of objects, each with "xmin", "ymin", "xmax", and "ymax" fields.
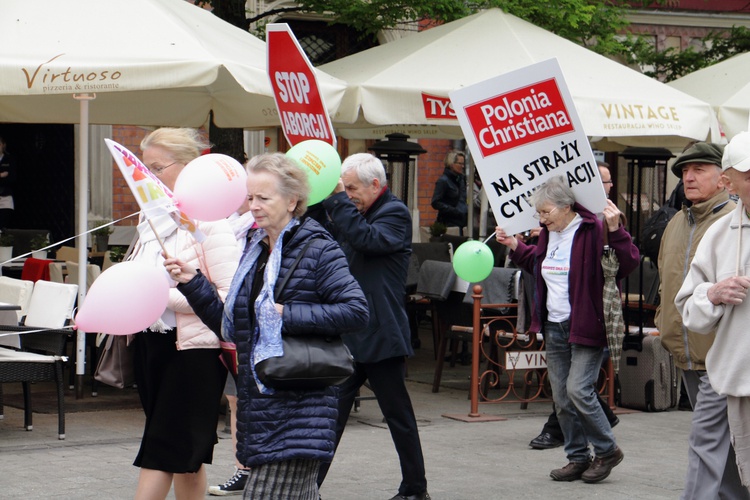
[
  {"xmin": 321, "ymin": 8, "xmax": 719, "ymax": 150},
  {"xmin": 0, "ymin": 0, "xmax": 344, "ymax": 127},
  {"xmin": 669, "ymin": 51, "xmax": 750, "ymax": 141}
]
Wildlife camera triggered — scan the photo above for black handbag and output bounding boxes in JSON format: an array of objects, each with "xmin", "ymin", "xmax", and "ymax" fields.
[{"xmin": 256, "ymin": 239, "xmax": 355, "ymax": 390}]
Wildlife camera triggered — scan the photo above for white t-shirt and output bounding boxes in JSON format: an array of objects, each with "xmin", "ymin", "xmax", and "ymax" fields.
[{"xmin": 542, "ymin": 214, "xmax": 582, "ymax": 322}]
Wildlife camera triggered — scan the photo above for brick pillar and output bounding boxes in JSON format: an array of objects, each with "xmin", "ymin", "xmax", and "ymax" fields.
[{"xmin": 416, "ymin": 139, "xmax": 453, "ymax": 228}]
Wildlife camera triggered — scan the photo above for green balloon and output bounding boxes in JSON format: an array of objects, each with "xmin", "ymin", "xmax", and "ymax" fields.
[
  {"xmin": 452, "ymin": 240, "xmax": 494, "ymax": 282},
  {"xmin": 286, "ymin": 140, "xmax": 342, "ymax": 205}
]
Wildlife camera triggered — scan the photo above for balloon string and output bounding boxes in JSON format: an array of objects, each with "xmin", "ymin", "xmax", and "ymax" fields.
[
  {"xmin": 483, "ymin": 232, "xmax": 496, "ymax": 245},
  {"xmin": 0, "ymin": 212, "xmax": 141, "ymax": 266}
]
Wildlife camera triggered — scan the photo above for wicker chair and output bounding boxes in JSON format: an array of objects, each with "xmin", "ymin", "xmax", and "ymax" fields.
[
  {"xmin": 0, "ymin": 280, "xmax": 78, "ymax": 439},
  {"xmin": 0, "ymin": 328, "xmax": 69, "ymax": 439}
]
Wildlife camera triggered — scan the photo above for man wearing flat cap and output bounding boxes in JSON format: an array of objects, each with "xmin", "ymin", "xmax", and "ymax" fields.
[
  {"xmin": 678, "ymin": 131, "xmax": 750, "ymax": 493},
  {"xmin": 660, "ymin": 141, "xmax": 747, "ymax": 499}
]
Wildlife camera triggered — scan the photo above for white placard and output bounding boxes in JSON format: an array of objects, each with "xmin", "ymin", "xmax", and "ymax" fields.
[{"xmin": 450, "ymin": 58, "xmax": 607, "ymax": 236}]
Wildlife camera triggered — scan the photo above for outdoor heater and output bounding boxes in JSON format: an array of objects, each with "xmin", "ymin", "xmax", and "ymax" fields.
[{"xmin": 369, "ymin": 133, "xmax": 427, "ymax": 241}]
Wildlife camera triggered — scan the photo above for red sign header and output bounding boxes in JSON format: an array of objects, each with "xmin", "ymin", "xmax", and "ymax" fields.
[
  {"xmin": 463, "ymin": 78, "xmax": 573, "ymax": 157},
  {"xmin": 421, "ymin": 93, "xmax": 456, "ymax": 120}
]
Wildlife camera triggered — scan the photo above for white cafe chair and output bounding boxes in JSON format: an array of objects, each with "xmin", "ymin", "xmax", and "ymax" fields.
[{"xmin": 0, "ymin": 276, "xmax": 35, "ymax": 348}]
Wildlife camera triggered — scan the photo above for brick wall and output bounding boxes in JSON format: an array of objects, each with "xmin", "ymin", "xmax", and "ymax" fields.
[
  {"xmin": 110, "ymin": 126, "xmax": 149, "ymax": 226},
  {"xmin": 416, "ymin": 138, "xmax": 455, "ymax": 228}
]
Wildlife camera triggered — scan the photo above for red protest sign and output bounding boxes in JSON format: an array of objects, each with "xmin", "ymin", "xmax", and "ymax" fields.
[{"xmin": 267, "ymin": 24, "xmax": 336, "ymax": 147}]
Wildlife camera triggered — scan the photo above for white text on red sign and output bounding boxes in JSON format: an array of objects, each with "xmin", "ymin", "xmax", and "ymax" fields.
[
  {"xmin": 463, "ymin": 78, "xmax": 574, "ymax": 157},
  {"xmin": 422, "ymin": 93, "xmax": 456, "ymax": 119}
]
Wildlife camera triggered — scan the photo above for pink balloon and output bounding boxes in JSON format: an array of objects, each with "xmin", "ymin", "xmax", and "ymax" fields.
[
  {"xmin": 174, "ymin": 153, "xmax": 248, "ymax": 221},
  {"xmin": 75, "ymin": 261, "xmax": 170, "ymax": 335}
]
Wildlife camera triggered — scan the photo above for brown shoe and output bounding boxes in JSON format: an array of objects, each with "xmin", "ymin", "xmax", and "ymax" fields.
[
  {"xmin": 582, "ymin": 446, "xmax": 624, "ymax": 483},
  {"xmin": 550, "ymin": 460, "xmax": 591, "ymax": 481}
]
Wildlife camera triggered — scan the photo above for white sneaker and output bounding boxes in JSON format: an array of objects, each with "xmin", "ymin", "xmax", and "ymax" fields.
[{"xmin": 208, "ymin": 468, "xmax": 250, "ymax": 496}]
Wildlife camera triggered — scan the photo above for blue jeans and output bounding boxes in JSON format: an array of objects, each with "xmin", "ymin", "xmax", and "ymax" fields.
[{"xmin": 545, "ymin": 320, "xmax": 617, "ymax": 463}]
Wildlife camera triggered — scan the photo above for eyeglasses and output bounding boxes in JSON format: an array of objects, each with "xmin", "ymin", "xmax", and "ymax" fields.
[
  {"xmin": 533, "ymin": 207, "xmax": 558, "ymax": 220},
  {"xmin": 150, "ymin": 161, "xmax": 177, "ymax": 175}
]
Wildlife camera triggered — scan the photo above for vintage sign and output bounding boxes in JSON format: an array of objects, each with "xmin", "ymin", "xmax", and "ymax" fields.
[
  {"xmin": 506, "ymin": 351, "xmax": 548, "ymax": 370},
  {"xmin": 450, "ymin": 59, "xmax": 607, "ymax": 236}
]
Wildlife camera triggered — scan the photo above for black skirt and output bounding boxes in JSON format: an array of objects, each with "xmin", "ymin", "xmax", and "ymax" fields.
[{"xmin": 133, "ymin": 329, "xmax": 227, "ymax": 473}]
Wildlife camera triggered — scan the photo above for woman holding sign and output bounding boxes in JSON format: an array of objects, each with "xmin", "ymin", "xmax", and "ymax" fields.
[
  {"xmin": 495, "ymin": 175, "xmax": 639, "ymax": 484},
  {"xmin": 132, "ymin": 128, "xmax": 239, "ymax": 500}
]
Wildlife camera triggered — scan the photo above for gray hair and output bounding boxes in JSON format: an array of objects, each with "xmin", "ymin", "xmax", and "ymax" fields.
[
  {"xmin": 341, "ymin": 153, "xmax": 387, "ymax": 187},
  {"xmin": 140, "ymin": 128, "xmax": 211, "ymax": 165},
  {"xmin": 247, "ymin": 153, "xmax": 310, "ymax": 218},
  {"xmin": 444, "ymin": 150, "xmax": 465, "ymax": 169},
  {"xmin": 530, "ymin": 175, "xmax": 576, "ymax": 209}
]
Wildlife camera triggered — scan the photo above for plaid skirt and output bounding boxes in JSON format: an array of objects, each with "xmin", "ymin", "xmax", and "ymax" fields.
[{"xmin": 243, "ymin": 459, "xmax": 320, "ymax": 499}]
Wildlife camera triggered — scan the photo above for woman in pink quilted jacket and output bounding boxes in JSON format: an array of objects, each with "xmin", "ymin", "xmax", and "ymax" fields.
[{"xmin": 130, "ymin": 128, "xmax": 239, "ymax": 500}]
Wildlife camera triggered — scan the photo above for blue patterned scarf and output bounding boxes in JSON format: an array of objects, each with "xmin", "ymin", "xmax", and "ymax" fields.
[{"xmin": 222, "ymin": 218, "xmax": 299, "ymax": 394}]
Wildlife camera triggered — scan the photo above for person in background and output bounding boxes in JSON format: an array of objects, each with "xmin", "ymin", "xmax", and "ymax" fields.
[
  {"xmin": 431, "ymin": 150, "xmax": 467, "ymax": 236},
  {"xmin": 496, "ymin": 175, "xmax": 639, "ymax": 483},
  {"xmin": 0, "ymin": 136, "xmax": 18, "ymax": 229},
  {"xmin": 472, "ymin": 174, "xmax": 496, "ymax": 238},
  {"xmin": 597, "ymin": 161, "xmax": 613, "ymax": 197},
  {"xmin": 673, "ymin": 137, "xmax": 750, "ymax": 497},
  {"xmin": 132, "ymin": 128, "xmax": 239, "ymax": 500},
  {"xmin": 209, "ymin": 188, "xmax": 256, "ymax": 496},
  {"xmin": 167, "ymin": 152, "xmax": 369, "ymax": 499},
  {"xmin": 318, "ymin": 153, "xmax": 430, "ymax": 500}
]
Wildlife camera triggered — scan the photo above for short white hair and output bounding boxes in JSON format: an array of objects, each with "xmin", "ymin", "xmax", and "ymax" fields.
[{"xmin": 341, "ymin": 153, "xmax": 387, "ymax": 187}]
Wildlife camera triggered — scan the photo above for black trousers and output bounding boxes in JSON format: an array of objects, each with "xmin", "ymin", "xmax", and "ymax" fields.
[
  {"xmin": 541, "ymin": 394, "xmax": 618, "ymax": 441},
  {"xmin": 318, "ymin": 356, "xmax": 427, "ymax": 496}
]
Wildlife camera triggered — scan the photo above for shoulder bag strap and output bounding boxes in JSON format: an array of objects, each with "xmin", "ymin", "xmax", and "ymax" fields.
[{"xmin": 274, "ymin": 238, "xmax": 315, "ymax": 301}]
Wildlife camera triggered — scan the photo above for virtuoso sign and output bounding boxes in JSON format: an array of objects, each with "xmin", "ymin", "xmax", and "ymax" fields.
[
  {"xmin": 267, "ymin": 24, "xmax": 336, "ymax": 147},
  {"xmin": 21, "ymin": 54, "xmax": 123, "ymax": 94},
  {"xmin": 450, "ymin": 59, "xmax": 606, "ymax": 236}
]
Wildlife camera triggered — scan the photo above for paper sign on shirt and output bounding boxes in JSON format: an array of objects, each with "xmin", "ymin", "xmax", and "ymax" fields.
[
  {"xmin": 449, "ymin": 58, "xmax": 607, "ymax": 236},
  {"xmin": 267, "ymin": 23, "xmax": 336, "ymax": 148}
]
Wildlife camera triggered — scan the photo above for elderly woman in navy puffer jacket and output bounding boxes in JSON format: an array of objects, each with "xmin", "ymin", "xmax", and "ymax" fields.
[{"xmin": 165, "ymin": 153, "xmax": 369, "ymax": 499}]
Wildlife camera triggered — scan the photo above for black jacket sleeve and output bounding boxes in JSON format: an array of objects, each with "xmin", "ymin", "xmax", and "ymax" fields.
[{"xmin": 177, "ymin": 270, "xmax": 225, "ymax": 336}]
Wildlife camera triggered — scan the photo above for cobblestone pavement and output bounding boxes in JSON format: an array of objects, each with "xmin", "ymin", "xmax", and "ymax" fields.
[{"xmin": 0, "ymin": 342, "xmax": 692, "ymax": 499}]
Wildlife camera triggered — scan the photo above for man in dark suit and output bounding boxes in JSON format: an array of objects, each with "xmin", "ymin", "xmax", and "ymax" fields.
[{"xmin": 318, "ymin": 153, "xmax": 430, "ymax": 500}]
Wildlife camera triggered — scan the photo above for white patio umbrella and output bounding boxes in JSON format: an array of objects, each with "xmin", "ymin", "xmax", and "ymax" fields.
[
  {"xmin": 321, "ymin": 8, "xmax": 719, "ymax": 149},
  {"xmin": 669, "ymin": 51, "xmax": 750, "ymax": 141},
  {"xmin": 0, "ymin": 0, "xmax": 345, "ymax": 389}
]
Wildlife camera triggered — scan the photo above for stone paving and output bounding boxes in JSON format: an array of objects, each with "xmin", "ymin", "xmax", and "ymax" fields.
[{"xmin": 0, "ymin": 341, "xmax": 692, "ymax": 499}]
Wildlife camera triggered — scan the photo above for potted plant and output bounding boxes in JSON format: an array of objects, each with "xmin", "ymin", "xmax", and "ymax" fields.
[
  {"xmin": 108, "ymin": 245, "xmax": 126, "ymax": 263},
  {"xmin": 30, "ymin": 233, "xmax": 49, "ymax": 259},
  {"xmin": 428, "ymin": 221, "xmax": 447, "ymax": 242},
  {"xmin": 90, "ymin": 219, "xmax": 114, "ymax": 252},
  {"xmin": 0, "ymin": 232, "xmax": 13, "ymax": 261}
]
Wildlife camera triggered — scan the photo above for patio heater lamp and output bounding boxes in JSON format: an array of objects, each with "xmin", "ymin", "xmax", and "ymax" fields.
[{"xmin": 368, "ymin": 133, "xmax": 427, "ymax": 241}]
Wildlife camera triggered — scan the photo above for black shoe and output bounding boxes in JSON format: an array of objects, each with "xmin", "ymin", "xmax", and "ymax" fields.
[
  {"xmin": 388, "ymin": 492, "xmax": 430, "ymax": 500},
  {"xmin": 208, "ymin": 468, "xmax": 249, "ymax": 496},
  {"xmin": 529, "ymin": 432, "xmax": 563, "ymax": 450},
  {"xmin": 581, "ymin": 446, "xmax": 624, "ymax": 483}
]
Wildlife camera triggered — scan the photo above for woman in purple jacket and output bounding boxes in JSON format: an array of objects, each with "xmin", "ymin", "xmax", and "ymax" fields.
[{"xmin": 495, "ymin": 175, "xmax": 639, "ymax": 485}]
